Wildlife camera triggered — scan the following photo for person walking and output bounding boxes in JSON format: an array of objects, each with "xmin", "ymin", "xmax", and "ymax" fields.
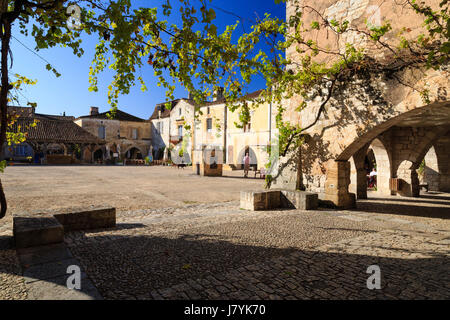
[
  {"xmin": 243, "ymin": 152, "xmax": 250, "ymax": 178},
  {"xmin": 369, "ymin": 168, "xmax": 377, "ymax": 188}
]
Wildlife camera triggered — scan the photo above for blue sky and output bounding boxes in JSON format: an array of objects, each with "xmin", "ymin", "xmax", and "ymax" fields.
[{"xmin": 10, "ymin": 0, "xmax": 285, "ymax": 119}]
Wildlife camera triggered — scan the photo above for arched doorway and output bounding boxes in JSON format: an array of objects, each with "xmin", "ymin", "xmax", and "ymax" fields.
[
  {"xmin": 93, "ymin": 148, "xmax": 104, "ymax": 162},
  {"xmin": 369, "ymin": 138, "xmax": 391, "ymax": 196},
  {"xmin": 418, "ymin": 146, "xmax": 439, "ymax": 192},
  {"xmin": 47, "ymin": 143, "xmax": 66, "ymax": 155},
  {"xmin": 326, "ymin": 104, "xmax": 450, "ymax": 207},
  {"xmin": 125, "ymin": 147, "xmax": 143, "ymax": 159},
  {"xmin": 237, "ymin": 146, "xmax": 258, "ymax": 170}
]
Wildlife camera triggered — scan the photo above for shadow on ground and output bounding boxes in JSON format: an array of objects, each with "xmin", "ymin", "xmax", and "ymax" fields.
[
  {"xmin": 2, "ymin": 228, "xmax": 447, "ymax": 300},
  {"xmin": 355, "ymin": 199, "xmax": 450, "ymax": 219}
]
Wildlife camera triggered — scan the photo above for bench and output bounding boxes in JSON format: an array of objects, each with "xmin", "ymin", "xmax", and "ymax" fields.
[{"xmin": 253, "ymin": 167, "xmax": 267, "ymax": 179}]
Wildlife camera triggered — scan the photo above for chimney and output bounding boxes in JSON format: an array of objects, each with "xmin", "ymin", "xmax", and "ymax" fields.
[
  {"xmin": 188, "ymin": 91, "xmax": 194, "ymax": 100},
  {"xmin": 213, "ymin": 87, "xmax": 224, "ymax": 102},
  {"xmin": 90, "ymin": 106, "xmax": 99, "ymax": 115}
]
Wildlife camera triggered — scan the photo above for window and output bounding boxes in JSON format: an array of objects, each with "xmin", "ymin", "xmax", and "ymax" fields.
[
  {"xmin": 157, "ymin": 122, "xmax": 161, "ymax": 134},
  {"xmin": 132, "ymin": 128, "xmax": 138, "ymax": 139},
  {"xmin": 207, "ymin": 107, "xmax": 210, "ymax": 114},
  {"xmin": 206, "ymin": 118, "xmax": 212, "ymax": 132},
  {"xmin": 178, "ymin": 125, "xmax": 183, "ymax": 138},
  {"xmin": 243, "ymin": 117, "xmax": 251, "ymax": 133},
  {"xmin": 14, "ymin": 145, "xmax": 27, "ymax": 156},
  {"xmin": 179, "ymin": 108, "xmax": 182, "ymax": 116},
  {"xmin": 98, "ymin": 126, "xmax": 106, "ymax": 139}
]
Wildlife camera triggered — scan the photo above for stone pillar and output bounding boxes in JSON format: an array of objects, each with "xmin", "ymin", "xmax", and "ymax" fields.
[
  {"xmin": 323, "ymin": 160, "xmax": 356, "ymax": 209},
  {"xmin": 439, "ymin": 173, "xmax": 450, "ymax": 192},
  {"xmin": 356, "ymin": 168, "xmax": 368, "ymax": 199},
  {"xmin": 397, "ymin": 162, "xmax": 420, "ymax": 197},
  {"xmin": 352, "ymin": 144, "xmax": 369, "ymax": 199}
]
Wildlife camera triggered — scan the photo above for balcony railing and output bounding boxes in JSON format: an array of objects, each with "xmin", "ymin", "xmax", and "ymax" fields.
[{"xmin": 169, "ymin": 135, "xmax": 183, "ymax": 144}]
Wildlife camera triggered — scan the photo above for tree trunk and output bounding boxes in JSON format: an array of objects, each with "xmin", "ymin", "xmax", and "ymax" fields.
[{"xmin": 0, "ymin": 3, "xmax": 11, "ymax": 219}]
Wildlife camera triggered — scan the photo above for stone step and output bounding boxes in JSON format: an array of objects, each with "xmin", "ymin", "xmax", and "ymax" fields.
[
  {"xmin": 240, "ymin": 189, "xmax": 319, "ymax": 211},
  {"xmin": 280, "ymin": 190, "xmax": 319, "ymax": 210},
  {"xmin": 13, "ymin": 216, "xmax": 64, "ymax": 249},
  {"xmin": 240, "ymin": 190, "xmax": 281, "ymax": 211},
  {"xmin": 53, "ymin": 207, "xmax": 116, "ymax": 232}
]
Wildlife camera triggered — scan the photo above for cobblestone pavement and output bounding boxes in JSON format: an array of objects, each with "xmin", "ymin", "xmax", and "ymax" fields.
[
  {"xmin": 0, "ymin": 237, "xmax": 27, "ymax": 300},
  {"xmin": 65, "ymin": 197, "xmax": 449, "ymax": 300},
  {"xmin": 1, "ymin": 193, "xmax": 449, "ymax": 300}
]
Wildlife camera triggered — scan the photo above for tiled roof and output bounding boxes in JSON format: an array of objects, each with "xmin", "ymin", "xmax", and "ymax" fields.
[
  {"xmin": 35, "ymin": 113, "xmax": 76, "ymax": 121},
  {"xmin": 7, "ymin": 106, "xmax": 34, "ymax": 118},
  {"xmin": 149, "ymin": 99, "xmax": 185, "ymax": 120},
  {"xmin": 78, "ymin": 109, "xmax": 146, "ymax": 122},
  {"xmin": 10, "ymin": 117, "xmax": 103, "ymax": 144}
]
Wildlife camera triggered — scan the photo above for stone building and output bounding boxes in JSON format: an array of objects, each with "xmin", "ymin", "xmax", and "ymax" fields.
[
  {"xmin": 4, "ymin": 106, "xmax": 103, "ymax": 164},
  {"xmin": 149, "ymin": 100, "xmax": 174, "ymax": 159},
  {"xmin": 192, "ymin": 89, "xmax": 272, "ymax": 173},
  {"xmin": 75, "ymin": 107, "xmax": 152, "ymax": 163},
  {"xmin": 271, "ymin": 0, "xmax": 450, "ymax": 208},
  {"xmin": 150, "ymin": 98, "xmax": 196, "ymax": 163}
]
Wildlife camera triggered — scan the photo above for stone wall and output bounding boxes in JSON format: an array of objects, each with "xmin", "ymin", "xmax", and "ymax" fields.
[{"xmin": 272, "ymin": 0, "xmax": 450, "ymax": 206}]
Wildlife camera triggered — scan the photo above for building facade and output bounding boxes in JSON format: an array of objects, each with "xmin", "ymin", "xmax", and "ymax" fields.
[
  {"xmin": 4, "ymin": 106, "xmax": 104, "ymax": 164},
  {"xmin": 150, "ymin": 98, "xmax": 195, "ymax": 163},
  {"xmin": 75, "ymin": 107, "xmax": 152, "ymax": 163},
  {"xmin": 192, "ymin": 90, "xmax": 272, "ymax": 173}
]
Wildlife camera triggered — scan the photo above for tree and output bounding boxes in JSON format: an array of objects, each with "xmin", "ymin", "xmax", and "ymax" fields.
[{"xmin": 0, "ymin": 0, "xmax": 448, "ymax": 219}]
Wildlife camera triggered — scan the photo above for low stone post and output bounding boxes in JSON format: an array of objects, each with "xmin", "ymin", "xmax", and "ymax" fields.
[{"xmin": 323, "ymin": 160, "xmax": 356, "ymax": 209}]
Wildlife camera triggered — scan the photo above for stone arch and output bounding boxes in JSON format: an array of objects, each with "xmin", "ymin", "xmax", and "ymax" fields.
[
  {"xmin": 336, "ymin": 102, "xmax": 450, "ymax": 162},
  {"xmin": 396, "ymin": 160, "xmax": 419, "ymax": 197},
  {"xmin": 124, "ymin": 145, "xmax": 144, "ymax": 159},
  {"xmin": 349, "ymin": 138, "xmax": 392, "ymax": 198},
  {"xmin": 82, "ymin": 147, "xmax": 91, "ymax": 162},
  {"xmin": 420, "ymin": 146, "xmax": 440, "ymax": 192},
  {"xmin": 323, "ymin": 103, "xmax": 450, "ymax": 206},
  {"xmin": 370, "ymin": 138, "xmax": 392, "ymax": 196},
  {"xmin": 47, "ymin": 143, "xmax": 66, "ymax": 155},
  {"xmin": 237, "ymin": 146, "xmax": 258, "ymax": 169},
  {"xmin": 105, "ymin": 143, "xmax": 118, "ymax": 160},
  {"xmin": 93, "ymin": 148, "xmax": 104, "ymax": 162}
]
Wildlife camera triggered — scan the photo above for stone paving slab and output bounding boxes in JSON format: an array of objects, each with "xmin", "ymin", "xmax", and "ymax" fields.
[
  {"xmin": 16, "ymin": 243, "xmax": 103, "ymax": 300},
  {"xmin": 26, "ymin": 273, "xmax": 102, "ymax": 300},
  {"xmin": 18, "ymin": 243, "xmax": 73, "ymax": 267},
  {"xmin": 23, "ymin": 258, "xmax": 81, "ymax": 284}
]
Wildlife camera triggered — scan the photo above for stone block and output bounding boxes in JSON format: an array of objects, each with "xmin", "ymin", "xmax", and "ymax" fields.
[
  {"xmin": 54, "ymin": 207, "xmax": 116, "ymax": 231},
  {"xmin": 322, "ymin": 192, "xmax": 356, "ymax": 209},
  {"xmin": 13, "ymin": 216, "xmax": 64, "ymax": 249},
  {"xmin": 280, "ymin": 190, "xmax": 319, "ymax": 210},
  {"xmin": 240, "ymin": 190, "xmax": 281, "ymax": 211}
]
